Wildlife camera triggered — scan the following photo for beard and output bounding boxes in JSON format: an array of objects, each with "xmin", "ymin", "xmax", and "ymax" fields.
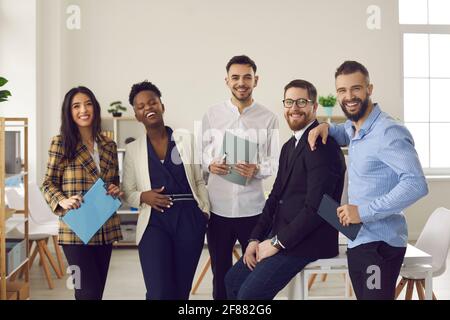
[
  {"xmin": 340, "ymin": 96, "xmax": 370, "ymax": 122},
  {"xmin": 232, "ymin": 87, "xmax": 252, "ymax": 103},
  {"xmin": 286, "ymin": 111, "xmax": 309, "ymax": 131}
]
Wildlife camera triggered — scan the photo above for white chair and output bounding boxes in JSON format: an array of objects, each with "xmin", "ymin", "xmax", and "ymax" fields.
[
  {"xmin": 299, "ymin": 245, "xmax": 353, "ymax": 299},
  {"xmin": 5, "ymin": 182, "xmax": 65, "ymax": 289},
  {"xmin": 395, "ymin": 207, "xmax": 450, "ymax": 300},
  {"xmin": 28, "ymin": 182, "xmax": 60, "ymax": 225}
]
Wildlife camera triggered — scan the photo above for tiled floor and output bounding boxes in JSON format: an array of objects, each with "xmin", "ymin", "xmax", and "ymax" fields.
[{"xmin": 28, "ymin": 246, "xmax": 450, "ymax": 300}]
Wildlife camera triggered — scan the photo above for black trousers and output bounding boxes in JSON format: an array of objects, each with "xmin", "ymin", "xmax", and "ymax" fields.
[
  {"xmin": 347, "ymin": 241, "xmax": 406, "ymax": 300},
  {"xmin": 206, "ymin": 212, "xmax": 261, "ymax": 300},
  {"xmin": 62, "ymin": 244, "xmax": 113, "ymax": 300}
]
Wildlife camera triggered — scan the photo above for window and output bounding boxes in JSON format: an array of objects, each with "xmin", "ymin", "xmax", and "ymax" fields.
[
  {"xmin": 400, "ymin": 0, "xmax": 450, "ymax": 172},
  {"xmin": 399, "ymin": 0, "xmax": 450, "ymax": 25}
]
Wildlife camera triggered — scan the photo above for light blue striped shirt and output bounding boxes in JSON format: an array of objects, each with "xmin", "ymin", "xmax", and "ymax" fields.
[{"xmin": 329, "ymin": 104, "xmax": 428, "ymax": 248}]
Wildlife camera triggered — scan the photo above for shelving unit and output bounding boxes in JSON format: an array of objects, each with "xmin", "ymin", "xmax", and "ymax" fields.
[
  {"xmin": 317, "ymin": 115, "xmax": 347, "ymax": 124},
  {"xmin": 102, "ymin": 116, "xmax": 144, "ymax": 149},
  {"xmin": 102, "ymin": 116, "xmax": 142, "ymax": 248},
  {"xmin": 316, "ymin": 115, "xmax": 348, "ymax": 155},
  {"xmin": 0, "ymin": 118, "xmax": 30, "ymax": 300}
]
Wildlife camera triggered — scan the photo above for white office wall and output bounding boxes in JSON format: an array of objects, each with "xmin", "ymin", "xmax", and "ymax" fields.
[
  {"xmin": 12, "ymin": 0, "xmax": 450, "ymax": 239},
  {"xmin": 0, "ymin": 0, "xmax": 37, "ymax": 183},
  {"xmin": 43, "ymin": 0, "xmax": 402, "ymax": 183},
  {"xmin": 405, "ymin": 179, "xmax": 450, "ymax": 239},
  {"xmin": 36, "ymin": 0, "xmax": 62, "ymax": 184},
  {"xmin": 55, "ymin": 0, "xmax": 402, "ymax": 129}
]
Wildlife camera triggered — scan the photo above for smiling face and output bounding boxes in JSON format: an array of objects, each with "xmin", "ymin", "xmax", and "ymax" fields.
[
  {"xmin": 71, "ymin": 93, "xmax": 95, "ymax": 129},
  {"xmin": 336, "ymin": 71, "xmax": 373, "ymax": 122},
  {"xmin": 225, "ymin": 63, "xmax": 258, "ymax": 104},
  {"xmin": 133, "ymin": 90, "xmax": 164, "ymax": 128},
  {"xmin": 284, "ymin": 87, "xmax": 317, "ymax": 131}
]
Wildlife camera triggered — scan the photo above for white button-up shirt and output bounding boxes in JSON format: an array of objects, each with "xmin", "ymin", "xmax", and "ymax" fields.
[
  {"xmin": 201, "ymin": 99, "xmax": 280, "ymax": 218},
  {"xmin": 293, "ymin": 120, "xmax": 315, "ymax": 147}
]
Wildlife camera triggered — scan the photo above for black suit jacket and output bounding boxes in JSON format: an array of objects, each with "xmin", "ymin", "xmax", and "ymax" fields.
[{"xmin": 251, "ymin": 120, "xmax": 346, "ymax": 259}]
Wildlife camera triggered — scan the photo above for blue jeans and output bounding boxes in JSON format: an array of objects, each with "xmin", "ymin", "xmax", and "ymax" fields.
[{"xmin": 225, "ymin": 253, "xmax": 315, "ymax": 300}]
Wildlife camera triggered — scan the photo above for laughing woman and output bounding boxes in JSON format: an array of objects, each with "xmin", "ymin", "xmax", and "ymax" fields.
[
  {"xmin": 122, "ymin": 81, "xmax": 210, "ymax": 300},
  {"xmin": 41, "ymin": 86, "xmax": 122, "ymax": 300}
]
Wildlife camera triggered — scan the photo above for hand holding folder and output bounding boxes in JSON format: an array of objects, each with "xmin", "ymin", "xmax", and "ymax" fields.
[
  {"xmin": 220, "ymin": 131, "xmax": 258, "ymax": 186},
  {"xmin": 317, "ymin": 194, "xmax": 362, "ymax": 241},
  {"xmin": 62, "ymin": 178, "xmax": 121, "ymax": 244}
]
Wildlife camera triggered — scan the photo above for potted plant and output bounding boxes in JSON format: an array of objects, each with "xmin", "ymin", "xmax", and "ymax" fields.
[
  {"xmin": 108, "ymin": 100, "xmax": 127, "ymax": 117},
  {"xmin": 0, "ymin": 77, "xmax": 12, "ymax": 103},
  {"xmin": 319, "ymin": 94, "xmax": 337, "ymax": 118}
]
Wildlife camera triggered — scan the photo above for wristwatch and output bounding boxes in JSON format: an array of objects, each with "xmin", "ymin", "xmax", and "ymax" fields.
[{"xmin": 270, "ymin": 235, "xmax": 284, "ymax": 250}]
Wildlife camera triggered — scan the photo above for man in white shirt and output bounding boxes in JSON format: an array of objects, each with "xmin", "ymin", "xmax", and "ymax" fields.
[{"xmin": 201, "ymin": 55, "xmax": 279, "ymax": 299}]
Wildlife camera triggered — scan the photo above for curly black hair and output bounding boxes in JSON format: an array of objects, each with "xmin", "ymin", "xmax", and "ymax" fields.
[{"xmin": 128, "ymin": 80, "xmax": 162, "ymax": 106}]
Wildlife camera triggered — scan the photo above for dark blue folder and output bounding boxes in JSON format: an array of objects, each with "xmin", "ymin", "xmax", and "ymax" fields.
[
  {"xmin": 62, "ymin": 178, "xmax": 121, "ymax": 244},
  {"xmin": 318, "ymin": 194, "xmax": 362, "ymax": 241}
]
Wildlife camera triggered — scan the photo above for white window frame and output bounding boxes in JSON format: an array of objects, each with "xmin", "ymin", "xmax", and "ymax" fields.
[{"xmin": 400, "ymin": 2, "xmax": 450, "ymax": 175}]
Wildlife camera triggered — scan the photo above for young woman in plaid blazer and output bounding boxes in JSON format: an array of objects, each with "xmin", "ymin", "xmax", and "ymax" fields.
[{"xmin": 42, "ymin": 86, "xmax": 123, "ymax": 300}]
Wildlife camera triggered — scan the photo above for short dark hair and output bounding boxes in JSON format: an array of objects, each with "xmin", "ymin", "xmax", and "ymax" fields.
[
  {"xmin": 335, "ymin": 61, "xmax": 370, "ymax": 83},
  {"xmin": 226, "ymin": 55, "xmax": 257, "ymax": 73},
  {"xmin": 284, "ymin": 79, "xmax": 317, "ymax": 103},
  {"xmin": 128, "ymin": 80, "xmax": 162, "ymax": 106}
]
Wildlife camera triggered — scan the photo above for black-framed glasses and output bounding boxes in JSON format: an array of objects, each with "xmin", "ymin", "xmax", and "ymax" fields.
[{"xmin": 283, "ymin": 98, "xmax": 313, "ymax": 108}]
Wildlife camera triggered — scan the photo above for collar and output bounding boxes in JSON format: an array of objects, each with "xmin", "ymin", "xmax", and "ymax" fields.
[
  {"xmin": 146, "ymin": 126, "xmax": 173, "ymax": 144},
  {"xmin": 77, "ymin": 134, "xmax": 106, "ymax": 152},
  {"xmin": 97, "ymin": 133, "xmax": 112, "ymax": 147},
  {"xmin": 293, "ymin": 120, "xmax": 316, "ymax": 142},
  {"xmin": 345, "ymin": 103, "xmax": 382, "ymax": 139},
  {"xmin": 226, "ymin": 98, "xmax": 257, "ymax": 114}
]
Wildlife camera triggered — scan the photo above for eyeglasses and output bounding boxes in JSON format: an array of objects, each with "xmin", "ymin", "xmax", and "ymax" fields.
[{"xmin": 283, "ymin": 98, "xmax": 313, "ymax": 108}]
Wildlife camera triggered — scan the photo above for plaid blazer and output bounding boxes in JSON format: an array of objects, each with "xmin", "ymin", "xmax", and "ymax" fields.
[{"xmin": 41, "ymin": 134, "xmax": 122, "ymax": 245}]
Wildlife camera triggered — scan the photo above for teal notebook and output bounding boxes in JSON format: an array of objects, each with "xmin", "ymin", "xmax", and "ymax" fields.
[
  {"xmin": 62, "ymin": 178, "xmax": 121, "ymax": 244},
  {"xmin": 220, "ymin": 131, "xmax": 258, "ymax": 186}
]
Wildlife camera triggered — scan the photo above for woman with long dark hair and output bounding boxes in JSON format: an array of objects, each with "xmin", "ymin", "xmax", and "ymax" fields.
[{"xmin": 42, "ymin": 86, "xmax": 122, "ymax": 300}]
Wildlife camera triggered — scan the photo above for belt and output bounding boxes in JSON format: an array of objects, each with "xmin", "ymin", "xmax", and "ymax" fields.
[{"xmin": 168, "ymin": 193, "xmax": 195, "ymax": 202}]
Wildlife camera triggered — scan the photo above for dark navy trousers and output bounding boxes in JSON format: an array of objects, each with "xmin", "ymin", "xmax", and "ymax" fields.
[
  {"xmin": 138, "ymin": 201, "xmax": 207, "ymax": 300},
  {"xmin": 225, "ymin": 253, "xmax": 314, "ymax": 300}
]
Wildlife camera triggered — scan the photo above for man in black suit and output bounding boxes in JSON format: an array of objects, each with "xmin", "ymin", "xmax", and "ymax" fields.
[{"xmin": 225, "ymin": 79, "xmax": 346, "ymax": 300}]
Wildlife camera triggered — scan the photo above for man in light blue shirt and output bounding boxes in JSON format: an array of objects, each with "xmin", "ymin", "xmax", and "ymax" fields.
[{"xmin": 308, "ymin": 61, "xmax": 428, "ymax": 300}]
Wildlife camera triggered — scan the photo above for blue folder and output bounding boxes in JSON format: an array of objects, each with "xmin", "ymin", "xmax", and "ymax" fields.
[{"xmin": 62, "ymin": 178, "xmax": 121, "ymax": 244}]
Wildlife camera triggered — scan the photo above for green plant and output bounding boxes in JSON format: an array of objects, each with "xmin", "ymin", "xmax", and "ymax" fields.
[
  {"xmin": 0, "ymin": 77, "xmax": 12, "ymax": 103},
  {"xmin": 108, "ymin": 100, "xmax": 127, "ymax": 114},
  {"xmin": 319, "ymin": 94, "xmax": 336, "ymax": 107}
]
